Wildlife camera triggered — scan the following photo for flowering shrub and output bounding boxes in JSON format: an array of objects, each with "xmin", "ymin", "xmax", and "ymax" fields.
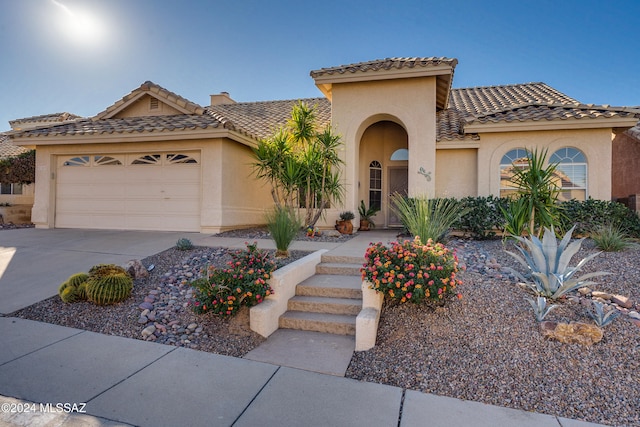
[
  {"xmin": 191, "ymin": 242, "xmax": 276, "ymax": 316},
  {"xmin": 361, "ymin": 237, "xmax": 463, "ymax": 303}
]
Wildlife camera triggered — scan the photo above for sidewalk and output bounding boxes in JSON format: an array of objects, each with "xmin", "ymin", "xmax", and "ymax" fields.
[{"xmin": 0, "ymin": 230, "xmax": 607, "ymax": 427}]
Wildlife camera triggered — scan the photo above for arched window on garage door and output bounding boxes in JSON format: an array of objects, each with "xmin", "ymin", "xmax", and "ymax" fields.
[{"xmin": 549, "ymin": 147, "xmax": 587, "ymax": 201}]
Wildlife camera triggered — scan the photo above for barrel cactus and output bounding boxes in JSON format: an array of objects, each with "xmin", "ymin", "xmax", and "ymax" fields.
[
  {"xmin": 58, "ymin": 281, "xmax": 79, "ymax": 303},
  {"xmin": 86, "ymin": 264, "xmax": 133, "ymax": 305}
]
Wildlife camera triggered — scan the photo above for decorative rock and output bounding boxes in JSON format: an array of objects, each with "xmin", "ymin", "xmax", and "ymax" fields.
[
  {"xmin": 187, "ymin": 323, "xmax": 197, "ymax": 331},
  {"xmin": 141, "ymin": 309, "xmax": 150, "ymax": 317},
  {"xmin": 541, "ymin": 321, "xmax": 603, "ymax": 346},
  {"xmin": 611, "ymin": 294, "xmax": 633, "ymax": 309},
  {"xmin": 144, "ymin": 296, "xmax": 155, "ymax": 303},
  {"xmin": 125, "ymin": 259, "xmax": 149, "ymax": 279},
  {"xmin": 325, "ymin": 229, "xmax": 341, "ymax": 238},
  {"xmin": 137, "ymin": 316, "xmax": 148, "ymax": 324},
  {"xmin": 141, "ymin": 325, "xmax": 156, "ymax": 338},
  {"xmin": 578, "ymin": 287, "xmax": 592, "ymax": 296},
  {"xmin": 591, "ymin": 291, "xmax": 612, "ymax": 300},
  {"xmin": 629, "ymin": 311, "xmax": 640, "ymax": 320},
  {"xmin": 149, "ymin": 290, "xmax": 159, "ymax": 295},
  {"xmin": 147, "ymin": 311, "xmax": 156, "ymax": 322},
  {"xmin": 138, "ymin": 302, "xmax": 153, "ymax": 310}
]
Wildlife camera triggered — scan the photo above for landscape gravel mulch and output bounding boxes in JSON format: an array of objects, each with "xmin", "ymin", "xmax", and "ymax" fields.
[{"xmin": 9, "ymin": 229, "xmax": 640, "ymax": 426}]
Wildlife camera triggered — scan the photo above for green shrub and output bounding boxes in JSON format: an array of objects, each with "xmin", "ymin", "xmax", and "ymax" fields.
[
  {"xmin": 191, "ymin": 242, "xmax": 276, "ymax": 316},
  {"xmin": 361, "ymin": 237, "xmax": 463, "ymax": 304},
  {"xmin": 454, "ymin": 195, "xmax": 509, "ymax": 239},
  {"xmin": 176, "ymin": 237, "xmax": 194, "ymax": 251},
  {"xmin": 559, "ymin": 199, "xmax": 640, "ymax": 237},
  {"xmin": 391, "ymin": 194, "xmax": 467, "ymax": 243},
  {"xmin": 266, "ymin": 206, "xmax": 301, "ymax": 258}
]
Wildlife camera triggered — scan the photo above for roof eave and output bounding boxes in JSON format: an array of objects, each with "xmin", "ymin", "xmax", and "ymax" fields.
[
  {"xmin": 464, "ymin": 117, "xmax": 639, "ymax": 133},
  {"xmin": 312, "ymin": 64, "xmax": 455, "ymax": 104},
  {"xmin": 8, "ymin": 127, "xmax": 258, "ymax": 147}
]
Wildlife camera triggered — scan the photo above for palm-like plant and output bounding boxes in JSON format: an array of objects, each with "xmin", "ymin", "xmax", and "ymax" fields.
[
  {"xmin": 509, "ymin": 148, "xmax": 561, "ymax": 237},
  {"xmin": 506, "ymin": 226, "xmax": 610, "ymax": 300},
  {"xmin": 251, "ymin": 102, "xmax": 344, "ymax": 229}
]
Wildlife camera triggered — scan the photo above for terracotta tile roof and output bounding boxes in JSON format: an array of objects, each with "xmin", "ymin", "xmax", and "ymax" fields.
[
  {"xmin": 627, "ymin": 122, "xmax": 640, "ymax": 140},
  {"xmin": 0, "ymin": 133, "xmax": 29, "ymax": 157},
  {"xmin": 469, "ymin": 103, "xmax": 639, "ymax": 125},
  {"xmin": 94, "ymin": 81, "xmax": 205, "ymax": 119},
  {"xmin": 310, "ymin": 57, "xmax": 458, "ymax": 78},
  {"xmin": 207, "ymin": 98, "xmax": 331, "ymax": 140},
  {"xmin": 10, "ymin": 115, "xmax": 223, "ymax": 138},
  {"xmin": 449, "ymin": 82, "xmax": 578, "ymax": 116},
  {"xmin": 9, "ymin": 112, "xmax": 82, "ymax": 126},
  {"xmin": 437, "ymin": 82, "xmax": 639, "ymax": 140}
]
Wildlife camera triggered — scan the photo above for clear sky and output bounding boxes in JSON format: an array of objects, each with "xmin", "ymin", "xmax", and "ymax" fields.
[{"xmin": 1, "ymin": 0, "xmax": 638, "ymax": 132}]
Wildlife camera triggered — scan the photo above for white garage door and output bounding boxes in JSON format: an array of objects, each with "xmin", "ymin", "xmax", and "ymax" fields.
[{"xmin": 55, "ymin": 152, "xmax": 201, "ymax": 231}]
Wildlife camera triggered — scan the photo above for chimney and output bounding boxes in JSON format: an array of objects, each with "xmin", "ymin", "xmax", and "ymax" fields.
[{"xmin": 210, "ymin": 91, "xmax": 235, "ymax": 106}]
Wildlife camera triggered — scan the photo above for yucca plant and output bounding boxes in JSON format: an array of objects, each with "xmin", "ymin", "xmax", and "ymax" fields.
[
  {"xmin": 390, "ymin": 194, "xmax": 467, "ymax": 243},
  {"xmin": 506, "ymin": 226, "xmax": 610, "ymax": 300},
  {"xmin": 266, "ymin": 206, "xmax": 301, "ymax": 258},
  {"xmin": 525, "ymin": 296, "xmax": 558, "ymax": 322},
  {"xmin": 587, "ymin": 300, "xmax": 620, "ymax": 327}
]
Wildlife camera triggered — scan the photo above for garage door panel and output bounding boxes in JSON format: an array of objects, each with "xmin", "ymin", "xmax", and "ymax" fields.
[{"xmin": 56, "ymin": 152, "xmax": 201, "ymax": 232}]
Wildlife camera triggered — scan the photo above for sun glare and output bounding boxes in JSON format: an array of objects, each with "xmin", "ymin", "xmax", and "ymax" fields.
[{"xmin": 50, "ymin": 0, "xmax": 106, "ymax": 46}]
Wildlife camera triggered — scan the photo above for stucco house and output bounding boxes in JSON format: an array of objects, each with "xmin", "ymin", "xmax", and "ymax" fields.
[{"xmin": 8, "ymin": 57, "xmax": 639, "ymax": 232}]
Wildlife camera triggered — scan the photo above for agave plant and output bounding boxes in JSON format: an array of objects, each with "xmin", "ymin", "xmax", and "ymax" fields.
[
  {"xmin": 525, "ymin": 296, "xmax": 558, "ymax": 322},
  {"xmin": 506, "ymin": 226, "xmax": 610, "ymax": 300},
  {"xmin": 587, "ymin": 300, "xmax": 620, "ymax": 327}
]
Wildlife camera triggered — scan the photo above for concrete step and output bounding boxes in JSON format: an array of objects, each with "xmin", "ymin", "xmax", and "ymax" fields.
[
  {"xmin": 316, "ymin": 262, "xmax": 361, "ymax": 276},
  {"xmin": 296, "ymin": 275, "xmax": 362, "ymax": 299},
  {"xmin": 320, "ymin": 253, "xmax": 364, "ymax": 265},
  {"xmin": 279, "ymin": 311, "xmax": 357, "ymax": 335},
  {"xmin": 288, "ymin": 295, "xmax": 362, "ymax": 316}
]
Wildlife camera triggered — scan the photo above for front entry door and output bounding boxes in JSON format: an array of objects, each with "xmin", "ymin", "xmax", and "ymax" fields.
[{"xmin": 387, "ymin": 167, "xmax": 408, "ymax": 227}]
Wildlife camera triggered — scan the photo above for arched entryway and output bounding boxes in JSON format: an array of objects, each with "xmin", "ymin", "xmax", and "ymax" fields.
[{"xmin": 358, "ymin": 121, "xmax": 408, "ymax": 227}]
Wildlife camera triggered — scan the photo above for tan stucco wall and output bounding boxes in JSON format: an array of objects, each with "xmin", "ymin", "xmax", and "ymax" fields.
[
  {"xmin": 475, "ymin": 128, "xmax": 613, "ymax": 200},
  {"xmin": 30, "ymin": 137, "xmax": 272, "ymax": 232},
  {"xmin": 113, "ymin": 95, "xmax": 184, "ymax": 118},
  {"xmin": 0, "ymin": 184, "xmax": 34, "ymax": 206},
  {"xmin": 435, "ymin": 148, "xmax": 478, "ymax": 198},
  {"xmin": 330, "ymin": 76, "xmax": 437, "ymax": 218}
]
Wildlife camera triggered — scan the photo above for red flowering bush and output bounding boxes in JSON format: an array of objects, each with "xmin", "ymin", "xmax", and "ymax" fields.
[
  {"xmin": 191, "ymin": 243, "xmax": 275, "ymax": 316},
  {"xmin": 361, "ymin": 237, "xmax": 463, "ymax": 304}
]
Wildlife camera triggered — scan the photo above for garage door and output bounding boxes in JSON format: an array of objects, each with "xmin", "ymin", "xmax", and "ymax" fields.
[{"xmin": 55, "ymin": 152, "xmax": 201, "ymax": 231}]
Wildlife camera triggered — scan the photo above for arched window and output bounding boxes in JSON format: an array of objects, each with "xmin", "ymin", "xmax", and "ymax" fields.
[
  {"xmin": 499, "ymin": 148, "xmax": 529, "ymax": 197},
  {"xmin": 549, "ymin": 147, "xmax": 587, "ymax": 201},
  {"xmin": 390, "ymin": 148, "xmax": 408, "ymax": 161},
  {"xmin": 369, "ymin": 161, "xmax": 382, "ymax": 210}
]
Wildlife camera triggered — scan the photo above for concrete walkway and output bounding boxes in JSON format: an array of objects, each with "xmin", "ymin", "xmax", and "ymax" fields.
[{"xmin": 0, "ymin": 228, "xmax": 606, "ymax": 426}]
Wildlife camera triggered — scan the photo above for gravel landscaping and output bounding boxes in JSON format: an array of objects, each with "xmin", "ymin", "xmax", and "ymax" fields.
[{"xmin": 9, "ymin": 227, "xmax": 640, "ymax": 426}]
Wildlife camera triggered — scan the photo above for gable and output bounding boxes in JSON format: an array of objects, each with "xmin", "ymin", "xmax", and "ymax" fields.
[{"xmin": 112, "ymin": 94, "xmax": 185, "ymax": 118}]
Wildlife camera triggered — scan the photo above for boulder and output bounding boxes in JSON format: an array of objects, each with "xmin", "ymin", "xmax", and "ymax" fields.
[
  {"xmin": 611, "ymin": 294, "xmax": 633, "ymax": 309},
  {"xmin": 125, "ymin": 259, "xmax": 149, "ymax": 279},
  {"xmin": 540, "ymin": 321, "xmax": 603, "ymax": 346}
]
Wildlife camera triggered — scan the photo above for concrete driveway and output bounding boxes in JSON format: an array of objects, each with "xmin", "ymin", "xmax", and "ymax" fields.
[{"xmin": 0, "ymin": 228, "xmax": 202, "ymax": 314}]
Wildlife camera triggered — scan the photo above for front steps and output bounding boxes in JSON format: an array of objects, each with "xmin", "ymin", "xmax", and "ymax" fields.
[{"xmin": 278, "ymin": 257, "xmax": 363, "ymax": 336}]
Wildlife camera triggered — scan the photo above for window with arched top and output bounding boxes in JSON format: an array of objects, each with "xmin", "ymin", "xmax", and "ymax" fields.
[
  {"xmin": 390, "ymin": 148, "xmax": 408, "ymax": 161},
  {"xmin": 499, "ymin": 148, "xmax": 530, "ymax": 197},
  {"xmin": 549, "ymin": 147, "xmax": 587, "ymax": 201},
  {"xmin": 369, "ymin": 161, "xmax": 382, "ymax": 210}
]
